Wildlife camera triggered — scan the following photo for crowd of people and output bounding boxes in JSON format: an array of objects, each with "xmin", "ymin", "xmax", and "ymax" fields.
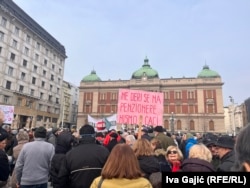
[{"xmin": 1, "ymin": 110, "xmax": 250, "ymax": 188}]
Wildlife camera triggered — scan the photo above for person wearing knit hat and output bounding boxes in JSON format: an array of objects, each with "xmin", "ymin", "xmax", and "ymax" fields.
[
  {"xmin": 214, "ymin": 135, "xmax": 235, "ymax": 171},
  {"xmin": 153, "ymin": 126, "xmax": 176, "ymax": 150},
  {"xmin": 14, "ymin": 126, "xmax": 54, "ymax": 187},
  {"xmin": 58, "ymin": 124, "xmax": 109, "ymax": 188}
]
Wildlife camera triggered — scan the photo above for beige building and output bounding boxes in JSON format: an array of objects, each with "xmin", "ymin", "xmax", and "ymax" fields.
[
  {"xmin": 59, "ymin": 81, "xmax": 79, "ymax": 128},
  {"xmin": 0, "ymin": 0, "xmax": 67, "ymax": 128},
  {"xmin": 78, "ymin": 57, "xmax": 226, "ymax": 133}
]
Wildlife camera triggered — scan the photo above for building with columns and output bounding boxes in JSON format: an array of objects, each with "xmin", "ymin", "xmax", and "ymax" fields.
[
  {"xmin": 0, "ymin": 0, "xmax": 67, "ymax": 128},
  {"xmin": 78, "ymin": 57, "xmax": 226, "ymax": 133}
]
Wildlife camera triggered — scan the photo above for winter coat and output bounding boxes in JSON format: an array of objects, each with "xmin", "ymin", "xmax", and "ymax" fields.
[
  {"xmin": 58, "ymin": 137, "xmax": 109, "ymax": 188},
  {"xmin": 217, "ymin": 150, "xmax": 235, "ymax": 172},
  {"xmin": 90, "ymin": 176, "xmax": 152, "ymax": 188},
  {"xmin": 181, "ymin": 158, "xmax": 215, "ymax": 172},
  {"xmin": 137, "ymin": 155, "xmax": 160, "ymax": 179}
]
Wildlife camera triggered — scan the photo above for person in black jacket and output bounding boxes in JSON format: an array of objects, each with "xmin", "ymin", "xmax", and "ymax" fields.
[
  {"xmin": 0, "ymin": 132, "xmax": 10, "ymax": 187},
  {"xmin": 58, "ymin": 124, "xmax": 110, "ymax": 188},
  {"xmin": 50, "ymin": 130, "xmax": 73, "ymax": 188},
  {"xmin": 214, "ymin": 135, "xmax": 235, "ymax": 171}
]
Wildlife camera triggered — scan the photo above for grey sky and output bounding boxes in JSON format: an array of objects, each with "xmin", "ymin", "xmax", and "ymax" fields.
[{"xmin": 14, "ymin": 0, "xmax": 250, "ymax": 106}]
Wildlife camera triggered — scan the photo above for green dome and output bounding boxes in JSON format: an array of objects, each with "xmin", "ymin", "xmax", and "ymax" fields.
[
  {"xmin": 197, "ymin": 65, "xmax": 220, "ymax": 78},
  {"xmin": 81, "ymin": 70, "xmax": 101, "ymax": 82},
  {"xmin": 132, "ymin": 57, "xmax": 159, "ymax": 79}
]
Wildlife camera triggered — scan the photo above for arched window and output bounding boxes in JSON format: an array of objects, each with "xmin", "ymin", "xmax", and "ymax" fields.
[
  {"xmin": 190, "ymin": 120, "xmax": 195, "ymax": 130},
  {"xmin": 209, "ymin": 120, "xmax": 214, "ymax": 131},
  {"xmin": 164, "ymin": 119, "xmax": 169, "ymax": 130},
  {"xmin": 177, "ymin": 120, "xmax": 182, "ymax": 130}
]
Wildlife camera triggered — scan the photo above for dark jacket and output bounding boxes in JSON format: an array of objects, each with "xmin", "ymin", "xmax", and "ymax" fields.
[
  {"xmin": 137, "ymin": 155, "xmax": 160, "ymax": 178},
  {"xmin": 0, "ymin": 149, "xmax": 10, "ymax": 181},
  {"xmin": 141, "ymin": 134, "xmax": 152, "ymax": 141},
  {"xmin": 217, "ymin": 150, "xmax": 235, "ymax": 172},
  {"xmin": 181, "ymin": 158, "xmax": 215, "ymax": 172},
  {"xmin": 58, "ymin": 137, "xmax": 109, "ymax": 188}
]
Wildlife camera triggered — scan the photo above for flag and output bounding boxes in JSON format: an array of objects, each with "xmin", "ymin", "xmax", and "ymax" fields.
[{"xmin": 104, "ymin": 118, "xmax": 112, "ymax": 130}]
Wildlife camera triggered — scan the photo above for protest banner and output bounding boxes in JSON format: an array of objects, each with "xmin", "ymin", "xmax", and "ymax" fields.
[
  {"xmin": 0, "ymin": 105, "xmax": 14, "ymax": 124},
  {"xmin": 116, "ymin": 89, "xmax": 163, "ymax": 126}
]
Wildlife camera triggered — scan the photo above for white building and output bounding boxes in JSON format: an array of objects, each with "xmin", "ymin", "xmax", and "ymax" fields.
[{"xmin": 0, "ymin": 0, "xmax": 67, "ymax": 128}]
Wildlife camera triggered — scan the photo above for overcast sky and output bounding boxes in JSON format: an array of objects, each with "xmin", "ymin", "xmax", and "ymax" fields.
[{"xmin": 13, "ymin": 0, "xmax": 250, "ymax": 106}]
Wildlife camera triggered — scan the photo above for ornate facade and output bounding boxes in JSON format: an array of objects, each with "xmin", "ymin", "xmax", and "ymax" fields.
[{"xmin": 78, "ymin": 57, "xmax": 225, "ymax": 133}]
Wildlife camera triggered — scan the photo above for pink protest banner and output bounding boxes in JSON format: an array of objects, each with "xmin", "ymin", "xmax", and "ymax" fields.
[
  {"xmin": 117, "ymin": 89, "xmax": 163, "ymax": 126},
  {"xmin": 0, "ymin": 105, "xmax": 14, "ymax": 124}
]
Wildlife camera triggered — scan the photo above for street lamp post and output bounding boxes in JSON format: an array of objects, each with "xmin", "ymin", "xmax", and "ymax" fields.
[
  {"xmin": 229, "ymin": 96, "xmax": 236, "ymax": 136},
  {"xmin": 170, "ymin": 112, "xmax": 175, "ymax": 134}
]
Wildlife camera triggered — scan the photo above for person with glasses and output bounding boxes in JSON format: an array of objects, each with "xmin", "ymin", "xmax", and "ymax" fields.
[
  {"xmin": 165, "ymin": 146, "xmax": 183, "ymax": 172},
  {"xmin": 202, "ymin": 134, "xmax": 220, "ymax": 170}
]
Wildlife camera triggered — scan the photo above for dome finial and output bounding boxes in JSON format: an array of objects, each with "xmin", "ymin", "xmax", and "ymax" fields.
[{"xmin": 144, "ymin": 56, "xmax": 149, "ymax": 65}]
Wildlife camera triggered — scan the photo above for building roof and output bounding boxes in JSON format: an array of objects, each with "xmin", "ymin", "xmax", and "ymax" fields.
[
  {"xmin": 131, "ymin": 57, "xmax": 159, "ymax": 79},
  {"xmin": 81, "ymin": 70, "xmax": 101, "ymax": 82},
  {"xmin": 197, "ymin": 65, "xmax": 220, "ymax": 78}
]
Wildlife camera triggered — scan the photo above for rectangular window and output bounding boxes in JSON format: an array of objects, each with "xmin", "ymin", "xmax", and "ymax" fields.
[
  {"xmin": 49, "ymin": 95, "xmax": 52, "ymax": 102},
  {"xmin": 8, "ymin": 66, "xmax": 13, "ymax": 76},
  {"xmin": 24, "ymin": 47, "xmax": 29, "ymax": 55},
  {"xmin": 23, "ymin": 59, "xmax": 27, "ymax": 67},
  {"xmin": 19, "ymin": 85, "xmax": 24, "ymax": 93},
  {"xmin": 52, "ymin": 64, "xmax": 55, "ymax": 70},
  {"xmin": 12, "ymin": 39, "xmax": 17, "ymax": 48},
  {"xmin": 32, "ymin": 77, "xmax": 36, "ymax": 84},
  {"xmin": 45, "ymin": 49, "xmax": 49, "ymax": 55},
  {"xmin": 43, "ymin": 70, "xmax": 46, "ymax": 76},
  {"xmin": 4, "ymin": 96, "xmax": 9, "ymax": 104},
  {"xmin": 30, "ymin": 89, "xmax": 35, "ymax": 96},
  {"xmin": 56, "ymin": 98, "xmax": 59, "ymax": 104},
  {"xmin": 164, "ymin": 92, "xmax": 169, "ymax": 99},
  {"xmin": 50, "ymin": 85, "xmax": 53, "ymax": 91},
  {"xmin": 33, "ymin": 65, "xmax": 38, "ymax": 73},
  {"xmin": 58, "ymin": 78, "xmax": 61, "ymax": 84},
  {"xmin": 59, "ymin": 68, "xmax": 62, "ymax": 75},
  {"xmin": 40, "ymin": 92, "xmax": 44, "ymax": 99},
  {"xmin": 41, "ymin": 81, "xmax": 45, "ymax": 88},
  {"xmin": 51, "ymin": 74, "xmax": 54, "ymax": 81},
  {"xmin": 100, "ymin": 93, "xmax": 106, "ymax": 100},
  {"xmin": 164, "ymin": 105, "xmax": 169, "ymax": 113},
  {"xmin": 21, "ymin": 72, "xmax": 25, "ymax": 80},
  {"xmin": 36, "ymin": 42, "xmax": 40, "ymax": 50},
  {"xmin": 175, "ymin": 91, "xmax": 182, "ymax": 99},
  {"xmin": 57, "ymin": 88, "xmax": 60, "ymax": 94},
  {"xmin": 1, "ymin": 17, "xmax": 7, "ymax": 27},
  {"xmin": 0, "ymin": 31, "xmax": 4, "ymax": 41},
  {"xmin": 26, "ymin": 35, "xmax": 31, "ymax": 43},
  {"xmin": 44, "ymin": 59, "xmax": 47, "ymax": 66},
  {"xmin": 6, "ymin": 81, "xmax": 11, "ymax": 89},
  {"xmin": 207, "ymin": 104, "xmax": 214, "ymax": 113},
  {"xmin": 10, "ymin": 53, "xmax": 15, "ymax": 62},
  {"xmin": 0, "ymin": 46, "xmax": 2, "ymax": 54},
  {"xmin": 188, "ymin": 91, "xmax": 195, "ymax": 99},
  {"xmin": 14, "ymin": 26, "xmax": 20, "ymax": 36}
]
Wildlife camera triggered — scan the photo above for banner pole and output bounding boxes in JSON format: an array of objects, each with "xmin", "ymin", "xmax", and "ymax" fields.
[{"xmin": 137, "ymin": 115, "xmax": 143, "ymax": 139}]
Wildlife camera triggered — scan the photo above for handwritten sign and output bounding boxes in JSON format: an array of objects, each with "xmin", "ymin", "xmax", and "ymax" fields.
[
  {"xmin": 0, "ymin": 105, "xmax": 14, "ymax": 124},
  {"xmin": 117, "ymin": 89, "xmax": 163, "ymax": 126}
]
